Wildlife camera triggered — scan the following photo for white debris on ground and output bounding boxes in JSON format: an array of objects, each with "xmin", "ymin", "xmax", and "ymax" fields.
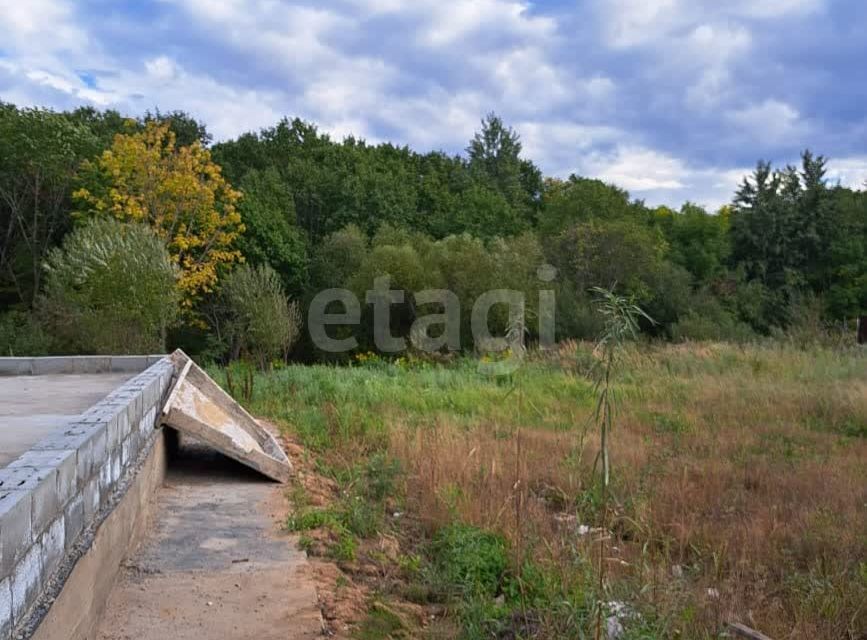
[{"xmin": 605, "ymin": 601, "xmax": 638, "ymax": 640}]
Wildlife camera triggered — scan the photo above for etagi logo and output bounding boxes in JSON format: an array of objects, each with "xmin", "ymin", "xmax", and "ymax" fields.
[{"xmin": 307, "ymin": 264, "xmax": 558, "ymax": 373}]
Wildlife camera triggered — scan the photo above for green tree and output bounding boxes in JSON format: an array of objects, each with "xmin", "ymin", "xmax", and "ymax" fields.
[
  {"xmin": 467, "ymin": 113, "xmax": 542, "ymax": 228},
  {"xmin": 236, "ymin": 168, "xmax": 309, "ymax": 296},
  {"xmin": 0, "ymin": 104, "xmax": 99, "ymax": 307},
  {"xmin": 309, "ymin": 224, "xmax": 368, "ymax": 290},
  {"xmin": 40, "ymin": 218, "xmax": 178, "ymax": 354},
  {"xmin": 219, "ymin": 264, "xmax": 301, "ymax": 368},
  {"xmin": 74, "ymin": 121, "xmax": 244, "ymax": 308},
  {"xmin": 549, "ymin": 219, "xmax": 667, "ymax": 304},
  {"xmin": 660, "ymin": 202, "xmax": 730, "ymax": 285},
  {"xmin": 539, "ymin": 176, "xmax": 640, "ymax": 237}
]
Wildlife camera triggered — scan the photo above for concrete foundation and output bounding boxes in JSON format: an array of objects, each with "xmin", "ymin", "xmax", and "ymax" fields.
[
  {"xmin": 0, "ymin": 357, "xmax": 175, "ymax": 639},
  {"xmin": 0, "ymin": 374, "xmax": 134, "ymax": 468}
]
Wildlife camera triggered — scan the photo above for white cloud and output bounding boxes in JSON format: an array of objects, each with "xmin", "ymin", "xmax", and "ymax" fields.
[
  {"xmin": 826, "ymin": 157, "xmax": 867, "ymax": 189},
  {"xmin": 0, "ymin": 0, "xmax": 85, "ymax": 57},
  {"xmin": 727, "ymin": 99, "xmax": 806, "ymax": 145},
  {"xmin": 585, "ymin": 146, "xmax": 687, "ymax": 191}
]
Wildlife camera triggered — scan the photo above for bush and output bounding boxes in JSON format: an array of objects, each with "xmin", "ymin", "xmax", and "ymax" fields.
[
  {"xmin": 671, "ymin": 293, "xmax": 756, "ymax": 343},
  {"xmin": 0, "ymin": 311, "xmax": 57, "ymax": 355},
  {"xmin": 40, "ymin": 218, "xmax": 178, "ymax": 354},
  {"xmin": 219, "ymin": 264, "xmax": 301, "ymax": 367},
  {"xmin": 431, "ymin": 523, "xmax": 509, "ymax": 598}
]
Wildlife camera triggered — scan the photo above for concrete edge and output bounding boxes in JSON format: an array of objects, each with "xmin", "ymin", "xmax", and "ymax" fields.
[
  {"xmin": 0, "ymin": 358, "xmax": 176, "ymax": 639},
  {"xmin": 0, "ymin": 356, "xmax": 167, "ymax": 377}
]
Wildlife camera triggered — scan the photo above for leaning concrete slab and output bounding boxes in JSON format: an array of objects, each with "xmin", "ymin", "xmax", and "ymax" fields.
[{"xmin": 160, "ymin": 351, "xmax": 292, "ymax": 483}]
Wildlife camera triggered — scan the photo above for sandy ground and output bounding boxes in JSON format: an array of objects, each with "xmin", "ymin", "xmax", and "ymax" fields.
[{"xmin": 94, "ymin": 440, "xmax": 323, "ymax": 639}]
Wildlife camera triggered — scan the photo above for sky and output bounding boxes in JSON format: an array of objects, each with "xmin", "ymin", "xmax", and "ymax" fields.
[{"xmin": 1, "ymin": 0, "xmax": 866, "ymax": 210}]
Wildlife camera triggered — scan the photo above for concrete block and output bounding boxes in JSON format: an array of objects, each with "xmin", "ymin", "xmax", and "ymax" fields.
[
  {"xmin": 0, "ymin": 358, "xmax": 31, "ymax": 377},
  {"xmin": 0, "ymin": 489, "xmax": 31, "ymax": 576},
  {"xmin": 10, "ymin": 543, "xmax": 42, "ymax": 625},
  {"xmin": 109, "ymin": 356, "xmax": 148, "ymax": 373},
  {"xmin": 63, "ymin": 495, "xmax": 85, "ymax": 551},
  {"xmin": 71, "ymin": 356, "xmax": 111, "ymax": 374},
  {"xmin": 131, "ymin": 392, "xmax": 144, "ymax": 426},
  {"xmin": 30, "ymin": 357, "xmax": 73, "ymax": 375},
  {"xmin": 90, "ymin": 428, "xmax": 107, "ymax": 469},
  {"xmin": 32, "ymin": 423, "xmax": 102, "ymax": 456},
  {"xmin": 121, "ymin": 437, "xmax": 130, "ymax": 467},
  {"xmin": 98, "ymin": 462, "xmax": 112, "ymax": 507},
  {"xmin": 27, "ymin": 470, "xmax": 58, "ymax": 541},
  {"xmin": 110, "ymin": 451, "xmax": 121, "ymax": 485},
  {"xmin": 0, "ymin": 465, "xmax": 56, "ymax": 545},
  {"xmin": 8, "ymin": 450, "xmax": 77, "ymax": 507},
  {"xmin": 144, "ymin": 406, "xmax": 157, "ymax": 435},
  {"xmin": 73, "ymin": 439, "xmax": 94, "ymax": 489},
  {"xmin": 0, "ymin": 577, "xmax": 11, "ymax": 640},
  {"xmin": 82, "ymin": 476, "xmax": 100, "ymax": 522},
  {"xmin": 0, "ymin": 466, "xmax": 36, "ymax": 492},
  {"xmin": 39, "ymin": 517, "xmax": 65, "ymax": 579}
]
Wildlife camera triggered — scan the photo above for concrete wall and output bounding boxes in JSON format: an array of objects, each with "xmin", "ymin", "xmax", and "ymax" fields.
[
  {"xmin": 0, "ymin": 358, "xmax": 176, "ymax": 639},
  {"xmin": 0, "ymin": 356, "xmax": 167, "ymax": 377}
]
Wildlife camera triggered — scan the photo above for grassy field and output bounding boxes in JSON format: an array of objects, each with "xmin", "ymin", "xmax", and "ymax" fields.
[{"xmin": 227, "ymin": 341, "xmax": 866, "ymax": 639}]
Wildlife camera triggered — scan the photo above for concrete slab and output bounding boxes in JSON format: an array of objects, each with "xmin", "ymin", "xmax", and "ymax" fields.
[
  {"xmin": 93, "ymin": 441, "xmax": 322, "ymax": 640},
  {"xmin": 161, "ymin": 352, "xmax": 292, "ymax": 483},
  {"xmin": 0, "ymin": 374, "xmax": 134, "ymax": 468}
]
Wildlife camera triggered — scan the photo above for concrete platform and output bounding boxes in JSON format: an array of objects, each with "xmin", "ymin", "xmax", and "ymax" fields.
[
  {"xmin": 94, "ymin": 441, "xmax": 322, "ymax": 639},
  {"xmin": 0, "ymin": 373, "xmax": 134, "ymax": 468}
]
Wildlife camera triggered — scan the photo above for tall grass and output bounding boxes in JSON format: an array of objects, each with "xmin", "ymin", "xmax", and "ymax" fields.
[{"xmin": 232, "ymin": 342, "xmax": 867, "ymax": 639}]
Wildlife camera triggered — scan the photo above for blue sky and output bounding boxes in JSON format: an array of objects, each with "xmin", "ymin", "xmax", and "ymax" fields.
[{"xmin": 1, "ymin": 0, "xmax": 866, "ymax": 209}]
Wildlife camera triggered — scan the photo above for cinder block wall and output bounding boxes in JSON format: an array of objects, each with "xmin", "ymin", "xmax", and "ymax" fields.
[{"xmin": 0, "ymin": 358, "xmax": 176, "ymax": 639}]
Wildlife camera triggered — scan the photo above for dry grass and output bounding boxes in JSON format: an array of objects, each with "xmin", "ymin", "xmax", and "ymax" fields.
[{"xmin": 247, "ymin": 341, "xmax": 867, "ymax": 639}]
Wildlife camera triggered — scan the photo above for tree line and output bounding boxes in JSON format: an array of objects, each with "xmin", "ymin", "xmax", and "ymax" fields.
[{"xmin": 0, "ymin": 102, "xmax": 864, "ymax": 362}]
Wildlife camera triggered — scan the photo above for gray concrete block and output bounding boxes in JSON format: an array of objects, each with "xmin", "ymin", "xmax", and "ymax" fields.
[
  {"xmin": 10, "ymin": 543, "xmax": 41, "ymax": 625},
  {"xmin": 39, "ymin": 517, "xmax": 64, "ymax": 579},
  {"xmin": 0, "ymin": 489, "xmax": 31, "ymax": 576},
  {"xmin": 82, "ymin": 476, "xmax": 100, "ymax": 522},
  {"xmin": 8, "ymin": 450, "xmax": 77, "ymax": 507},
  {"xmin": 63, "ymin": 495, "xmax": 84, "ymax": 551},
  {"xmin": 121, "ymin": 437, "xmax": 131, "ymax": 467},
  {"xmin": 0, "ymin": 466, "xmax": 56, "ymax": 541},
  {"xmin": 110, "ymin": 451, "xmax": 121, "ymax": 485},
  {"xmin": 0, "ymin": 577, "xmax": 11, "ymax": 640},
  {"xmin": 0, "ymin": 466, "xmax": 36, "ymax": 492},
  {"xmin": 90, "ymin": 428, "xmax": 107, "ymax": 469},
  {"xmin": 109, "ymin": 356, "xmax": 149, "ymax": 372},
  {"xmin": 0, "ymin": 359, "xmax": 31, "ymax": 377},
  {"xmin": 30, "ymin": 357, "xmax": 73, "ymax": 375},
  {"xmin": 27, "ymin": 469, "xmax": 58, "ymax": 541},
  {"xmin": 71, "ymin": 356, "xmax": 111, "ymax": 374},
  {"xmin": 31, "ymin": 423, "xmax": 102, "ymax": 456},
  {"xmin": 98, "ymin": 462, "xmax": 112, "ymax": 507}
]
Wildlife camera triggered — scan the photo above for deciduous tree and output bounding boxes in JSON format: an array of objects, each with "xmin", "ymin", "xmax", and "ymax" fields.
[{"xmin": 74, "ymin": 121, "xmax": 244, "ymax": 308}]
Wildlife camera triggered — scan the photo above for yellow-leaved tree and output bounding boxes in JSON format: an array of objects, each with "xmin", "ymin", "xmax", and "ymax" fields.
[{"xmin": 73, "ymin": 121, "xmax": 244, "ymax": 308}]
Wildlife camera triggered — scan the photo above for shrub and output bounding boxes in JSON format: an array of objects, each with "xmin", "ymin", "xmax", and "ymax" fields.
[
  {"xmin": 40, "ymin": 218, "xmax": 178, "ymax": 354},
  {"xmin": 0, "ymin": 311, "xmax": 57, "ymax": 355},
  {"xmin": 219, "ymin": 264, "xmax": 301, "ymax": 368},
  {"xmin": 431, "ymin": 523, "xmax": 509, "ymax": 598}
]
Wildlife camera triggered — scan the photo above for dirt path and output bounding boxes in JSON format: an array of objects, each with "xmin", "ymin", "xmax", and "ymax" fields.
[{"xmin": 94, "ymin": 441, "xmax": 323, "ymax": 640}]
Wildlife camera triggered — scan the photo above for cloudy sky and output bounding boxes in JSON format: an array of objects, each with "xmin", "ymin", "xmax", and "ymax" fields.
[{"xmin": 2, "ymin": 0, "xmax": 866, "ymax": 209}]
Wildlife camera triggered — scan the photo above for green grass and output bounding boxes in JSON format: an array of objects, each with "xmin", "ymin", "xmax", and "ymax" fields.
[{"xmin": 214, "ymin": 342, "xmax": 867, "ymax": 639}]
